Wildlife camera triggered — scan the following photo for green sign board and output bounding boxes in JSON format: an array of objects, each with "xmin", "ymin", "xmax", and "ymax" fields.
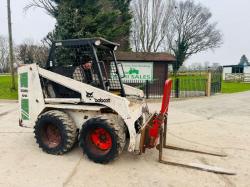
[
  {"xmin": 20, "ymin": 72, "xmax": 29, "ymax": 120},
  {"xmin": 21, "ymin": 99, "xmax": 29, "ymax": 120},
  {"xmin": 20, "ymin": 72, "xmax": 28, "ymax": 88},
  {"xmin": 120, "ymin": 62, "xmax": 153, "ymax": 81}
]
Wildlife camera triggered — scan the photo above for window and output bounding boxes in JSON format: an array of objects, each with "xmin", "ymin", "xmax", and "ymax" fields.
[{"xmin": 232, "ymin": 66, "xmax": 243, "ymax": 73}]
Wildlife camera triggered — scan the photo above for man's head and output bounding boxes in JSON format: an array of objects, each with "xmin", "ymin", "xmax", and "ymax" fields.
[{"xmin": 81, "ymin": 55, "xmax": 93, "ymax": 70}]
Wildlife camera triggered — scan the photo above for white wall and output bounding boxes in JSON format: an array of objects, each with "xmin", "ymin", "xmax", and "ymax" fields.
[
  {"xmin": 244, "ymin": 66, "xmax": 250, "ymax": 73},
  {"xmin": 223, "ymin": 67, "xmax": 232, "ymax": 80}
]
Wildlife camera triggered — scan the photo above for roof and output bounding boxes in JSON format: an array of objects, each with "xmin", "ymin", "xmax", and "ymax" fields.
[
  {"xmin": 223, "ymin": 65, "xmax": 249, "ymax": 68},
  {"xmin": 54, "ymin": 37, "xmax": 119, "ymax": 49},
  {"xmin": 116, "ymin": 52, "xmax": 176, "ymax": 62}
]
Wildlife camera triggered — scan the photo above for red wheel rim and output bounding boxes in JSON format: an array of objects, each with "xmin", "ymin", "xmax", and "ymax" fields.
[
  {"xmin": 42, "ymin": 124, "xmax": 62, "ymax": 148},
  {"xmin": 90, "ymin": 128, "xmax": 112, "ymax": 150}
]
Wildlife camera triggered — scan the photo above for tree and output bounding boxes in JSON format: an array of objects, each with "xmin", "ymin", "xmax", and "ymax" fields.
[
  {"xmin": 239, "ymin": 55, "xmax": 249, "ymax": 66},
  {"xmin": 25, "ymin": 0, "xmax": 132, "ymax": 50},
  {"xmin": 189, "ymin": 62, "xmax": 202, "ymax": 71},
  {"xmin": 166, "ymin": 0, "xmax": 223, "ymax": 73},
  {"xmin": 211, "ymin": 62, "xmax": 220, "ymax": 69},
  {"xmin": 0, "ymin": 36, "xmax": 9, "ymax": 73},
  {"xmin": 16, "ymin": 40, "xmax": 49, "ymax": 67},
  {"xmin": 130, "ymin": 0, "xmax": 173, "ymax": 52},
  {"xmin": 24, "ymin": 0, "xmax": 57, "ymax": 17},
  {"xmin": 178, "ymin": 65, "xmax": 188, "ymax": 72}
]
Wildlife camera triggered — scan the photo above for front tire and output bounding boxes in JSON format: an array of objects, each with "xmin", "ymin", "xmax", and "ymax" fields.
[
  {"xmin": 79, "ymin": 116, "xmax": 126, "ymax": 163},
  {"xmin": 34, "ymin": 110, "xmax": 77, "ymax": 155}
]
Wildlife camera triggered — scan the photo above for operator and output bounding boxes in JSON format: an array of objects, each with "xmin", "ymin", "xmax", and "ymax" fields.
[{"xmin": 73, "ymin": 55, "xmax": 96, "ymax": 84}]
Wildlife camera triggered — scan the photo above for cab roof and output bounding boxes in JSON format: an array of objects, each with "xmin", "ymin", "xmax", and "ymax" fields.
[{"xmin": 54, "ymin": 37, "xmax": 120, "ymax": 50}]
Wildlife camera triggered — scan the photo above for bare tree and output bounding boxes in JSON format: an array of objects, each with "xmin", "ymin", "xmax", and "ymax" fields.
[
  {"xmin": 166, "ymin": 0, "xmax": 223, "ymax": 72},
  {"xmin": 189, "ymin": 62, "xmax": 202, "ymax": 71},
  {"xmin": 16, "ymin": 40, "xmax": 49, "ymax": 67},
  {"xmin": 130, "ymin": 0, "xmax": 173, "ymax": 52},
  {"xmin": 41, "ymin": 31, "xmax": 55, "ymax": 47},
  {"xmin": 211, "ymin": 62, "xmax": 220, "ymax": 69},
  {"xmin": 0, "ymin": 36, "xmax": 9, "ymax": 73},
  {"xmin": 24, "ymin": 0, "xmax": 57, "ymax": 16}
]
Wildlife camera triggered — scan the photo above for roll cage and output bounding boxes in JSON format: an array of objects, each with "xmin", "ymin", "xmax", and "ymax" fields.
[{"xmin": 45, "ymin": 38, "xmax": 126, "ymax": 97}]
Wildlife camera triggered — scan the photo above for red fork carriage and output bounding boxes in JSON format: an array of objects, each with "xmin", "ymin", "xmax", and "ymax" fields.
[{"xmin": 140, "ymin": 80, "xmax": 236, "ymax": 175}]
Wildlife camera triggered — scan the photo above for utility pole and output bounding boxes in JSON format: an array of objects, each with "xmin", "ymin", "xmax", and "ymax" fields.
[{"xmin": 7, "ymin": 0, "xmax": 16, "ymax": 90}]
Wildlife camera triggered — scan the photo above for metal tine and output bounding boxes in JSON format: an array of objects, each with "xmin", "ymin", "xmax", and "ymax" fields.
[
  {"xmin": 162, "ymin": 115, "xmax": 227, "ymax": 157},
  {"xmin": 163, "ymin": 145, "xmax": 227, "ymax": 157},
  {"xmin": 158, "ymin": 124, "xmax": 235, "ymax": 175}
]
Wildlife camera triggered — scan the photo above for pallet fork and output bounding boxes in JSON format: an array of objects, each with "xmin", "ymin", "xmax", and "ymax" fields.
[{"xmin": 141, "ymin": 80, "xmax": 236, "ymax": 175}]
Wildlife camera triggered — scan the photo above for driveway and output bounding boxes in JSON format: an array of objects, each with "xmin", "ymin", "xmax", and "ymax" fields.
[{"xmin": 0, "ymin": 92, "xmax": 250, "ymax": 187}]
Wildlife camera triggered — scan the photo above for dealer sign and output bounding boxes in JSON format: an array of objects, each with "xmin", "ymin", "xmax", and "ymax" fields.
[{"xmin": 120, "ymin": 62, "xmax": 153, "ymax": 81}]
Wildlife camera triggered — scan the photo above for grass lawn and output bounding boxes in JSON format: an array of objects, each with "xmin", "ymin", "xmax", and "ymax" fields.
[
  {"xmin": 170, "ymin": 74, "xmax": 250, "ymax": 93},
  {"xmin": 222, "ymin": 81, "xmax": 250, "ymax": 93},
  {"xmin": 169, "ymin": 75, "xmax": 207, "ymax": 91},
  {"xmin": 0, "ymin": 75, "xmax": 18, "ymax": 100}
]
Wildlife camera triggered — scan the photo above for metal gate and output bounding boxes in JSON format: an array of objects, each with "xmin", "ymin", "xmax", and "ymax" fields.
[{"xmin": 210, "ymin": 66, "xmax": 223, "ymax": 95}]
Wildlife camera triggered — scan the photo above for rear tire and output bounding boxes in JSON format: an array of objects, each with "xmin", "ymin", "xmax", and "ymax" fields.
[
  {"xmin": 34, "ymin": 110, "xmax": 77, "ymax": 155},
  {"xmin": 79, "ymin": 116, "xmax": 126, "ymax": 163}
]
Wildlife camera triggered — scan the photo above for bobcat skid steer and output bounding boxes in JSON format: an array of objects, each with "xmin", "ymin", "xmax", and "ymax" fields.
[{"xmin": 18, "ymin": 38, "xmax": 235, "ymax": 175}]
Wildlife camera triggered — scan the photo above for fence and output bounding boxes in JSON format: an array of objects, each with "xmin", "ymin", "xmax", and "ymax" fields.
[
  {"xmin": 124, "ymin": 80, "xmax": 166, "ymax": 99},
  {"xmin": 0, "ymin": 73, "xmax": 11, "ymax": 76},
  {"xmin": 210, "ymin": 66, "xmax": 223, "ymax": 95},
  {"xmin": 225, "ymin": 73, "xmax": 250, "ymax": 82},
  {"xmin": 124, "ymin": 78, "xmax": 207, "ymax": 99},
  {"xmin": 124, "ymin": 67, "xmax": 222, "ymax": 99}
]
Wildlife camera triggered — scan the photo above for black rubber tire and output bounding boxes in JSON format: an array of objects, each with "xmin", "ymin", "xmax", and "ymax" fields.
[
  {"xmin": 79, "ymin": 116, "xmax": 126, "ymax": 163},
  {"xmin": 34, "ymin": 110, "xmax": 78, "ymax": 155}
]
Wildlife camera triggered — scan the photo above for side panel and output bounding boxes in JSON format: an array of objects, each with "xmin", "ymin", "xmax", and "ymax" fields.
[{"xmin": 18, "ymin": 64, "xmax": 45, "ymax": 127}]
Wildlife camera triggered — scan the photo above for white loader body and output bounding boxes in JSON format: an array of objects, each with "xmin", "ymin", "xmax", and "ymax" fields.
[{"xmin": 18, "ymin": 64, "xmax": 148, "ymax": 152}]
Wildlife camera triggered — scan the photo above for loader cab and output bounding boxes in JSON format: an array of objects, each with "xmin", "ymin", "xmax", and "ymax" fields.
[{"xmin": 45, "ymin": 38, "xmax": 126, "ymax": 98}]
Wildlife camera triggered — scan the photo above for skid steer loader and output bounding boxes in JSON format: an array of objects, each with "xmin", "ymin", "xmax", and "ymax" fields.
[{"xmin": 18, "ymin": 38, "xmax": 235, "ymax": 175}]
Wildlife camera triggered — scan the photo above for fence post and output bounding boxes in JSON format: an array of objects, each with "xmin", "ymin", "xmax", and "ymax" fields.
[
  {"xmin": 145, "ymin": 80, "xmax": 149, "ymax": 99},
  {"xmin": 175, "ymin": 78, "xmax": 180, "ymax": 98},
  {"xmin": 206, "ymin": 71, "xmax": 212, "ymax": 96},
  {"xmin": 219, "ymin": 67, "xmax": 223, "ymax": 93}
]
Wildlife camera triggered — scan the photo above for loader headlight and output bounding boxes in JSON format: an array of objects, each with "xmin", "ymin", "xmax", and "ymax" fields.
[{"xmin": 95, "ymin": 40, "xmax": 101, "ymax": 46}]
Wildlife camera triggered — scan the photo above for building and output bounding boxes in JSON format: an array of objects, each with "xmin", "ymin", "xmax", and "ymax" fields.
[
  {"xmin": 116, "ymin": 52, "xmax": 176, "ymax": 83},
  {"xmin": 223, "ymin": 64, "xmax": 250, "ymax": 80}
]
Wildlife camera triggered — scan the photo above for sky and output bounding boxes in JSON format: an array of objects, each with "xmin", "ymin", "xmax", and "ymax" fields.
[
  {"xmin": 0, "ymin": 0, "xmax": 56, "ymax": 44},
  {"xmin": 0, "ymin": 0, "xmax": 250, "ymax": 66}
]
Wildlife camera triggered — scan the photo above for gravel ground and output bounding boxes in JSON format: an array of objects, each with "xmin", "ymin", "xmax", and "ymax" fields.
[{"xmin": 0, "ymin": 92, "xmax": 250, "ymax": 187}]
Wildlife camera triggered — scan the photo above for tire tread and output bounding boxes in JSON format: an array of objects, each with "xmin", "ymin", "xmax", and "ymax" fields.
[{"xmin": 34, "ymin": 110, "xmax": 77, "ymax": 155}]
